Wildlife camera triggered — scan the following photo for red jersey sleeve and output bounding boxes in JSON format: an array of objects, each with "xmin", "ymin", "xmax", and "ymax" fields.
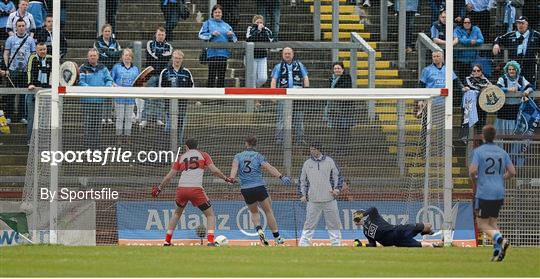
[
  {"xmin": 202, "ymin": 152, "xmax": 213, "ymax": 168},
  {"xmin": 172, "ymin": 159, "xmax": 186, "ymax": 171}
]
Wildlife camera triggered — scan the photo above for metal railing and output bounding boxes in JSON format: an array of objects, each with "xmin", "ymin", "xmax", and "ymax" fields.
[
  {"xmin": 128, "ymin": 39, "xmax": 370, "ymax": 92},
  {"xmin": 313, "ymin": 0, "xmax": 321, "ymax": 41},
  {"xmin": 416, "ymin": 33, "xmax": 443, "ymax": 80},
  {"xmin": 416, "ymin": 32, "xmax": 513, "ymax": 78}
]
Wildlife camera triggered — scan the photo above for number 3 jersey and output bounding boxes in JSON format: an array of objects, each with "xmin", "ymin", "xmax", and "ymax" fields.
[
  {"xmin": 172, "ymin": 149, "xmax": 213, "ymax": 188},
  {"xmin": 471, "ymin": 143, "xmax": 512, "ymax": 200},
  {"xmin": 233, "ymin": 149, "xmax": 268, "ymax": 189}
]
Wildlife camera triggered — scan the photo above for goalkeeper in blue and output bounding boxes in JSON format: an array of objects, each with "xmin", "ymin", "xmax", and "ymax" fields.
[
  {"xmin": 229, "ymin": 136, "xmax": 292, "ymax": 246},
  {"xmin": 353, "ymin": 207, "xmax": 442, "ymax": 248}
]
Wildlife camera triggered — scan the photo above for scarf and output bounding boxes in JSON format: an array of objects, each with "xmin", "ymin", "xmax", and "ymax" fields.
[
  {"xmin": 503, "ymin": 0, "xmax": 516, "ymax": 32},
  {"xmin": 278, "ymin": 60, "xmax": 303, "ymax": 88}
]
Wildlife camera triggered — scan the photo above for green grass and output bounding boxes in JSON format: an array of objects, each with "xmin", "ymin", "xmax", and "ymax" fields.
[{"xmin": 1, "ymin": 245, "xmax": 539, "ymax": 277}]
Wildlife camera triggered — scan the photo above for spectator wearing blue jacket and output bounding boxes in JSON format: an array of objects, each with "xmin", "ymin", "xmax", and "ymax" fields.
[
  {"xmin": 27, "ymin": 0, "xmax": 46, "ymax": 29},
  {"xmin": 0, "ymin": 0, "xmax": 15, "ymax": 41},
  {"xmin": 198, "ymin": 4, "xmax": 237, "ymax": 88},
  {"xmin": 111, "ymin": 48, "xmax": 139, "ymax": 144},
  {"xmin": 78, "ymin": 48, "xmax": 113, "ymax": 149},
  {"xmin": 453, "ymin": 16, "xmax": 484, "ymax": 80}
]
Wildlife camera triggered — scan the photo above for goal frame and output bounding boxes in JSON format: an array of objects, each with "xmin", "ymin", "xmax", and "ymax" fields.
[{"xmin": 34, "ymin": 86, "xmax": 452, "ymax": 245}]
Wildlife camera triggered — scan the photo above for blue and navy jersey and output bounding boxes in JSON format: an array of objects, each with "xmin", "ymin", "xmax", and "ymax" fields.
[
  {"xmin": 234, "ymin": 149, "xmax": 268, "ymax": 189},
  {"xmin": 362, "ymin": 207, "xmax": 398, "ymax": 246},
  {"xmin": 471, "ymin": 143, "xmax": 512, "ymax": 200}
]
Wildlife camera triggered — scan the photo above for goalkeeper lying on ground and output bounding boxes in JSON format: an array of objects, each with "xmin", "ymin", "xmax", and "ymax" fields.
[{"xmin": 353, "ymin": 207, "xmax": 443, "ymax": 248}]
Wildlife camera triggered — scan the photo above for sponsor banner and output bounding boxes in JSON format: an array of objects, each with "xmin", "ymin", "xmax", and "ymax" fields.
[
  {"xmin": 117, "ymin": 201, "xmax": 475, "ymax": 246},
  {"xmin": 0, "ymin": 201, "xmax": 96, "ymax": 246}
]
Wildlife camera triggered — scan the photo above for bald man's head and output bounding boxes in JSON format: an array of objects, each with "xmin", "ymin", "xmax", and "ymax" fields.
[{"xmin": 282, "ymin": 47, "xmax": 294, "ymax": 63}]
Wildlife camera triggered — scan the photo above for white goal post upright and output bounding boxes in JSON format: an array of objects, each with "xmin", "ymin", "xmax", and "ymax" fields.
[
  {"xmin": 444, "ymin": 0, "xmax": 455, "ymax": 246},
  {"xmin": 50, "ymin": 0, "xmax": 62, "ymax": 244}
]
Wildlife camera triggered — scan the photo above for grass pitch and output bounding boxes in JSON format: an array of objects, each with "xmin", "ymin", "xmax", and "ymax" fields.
[{"xmin": 1, "ymin": 245, "xmax": 539, "ymax": 277}]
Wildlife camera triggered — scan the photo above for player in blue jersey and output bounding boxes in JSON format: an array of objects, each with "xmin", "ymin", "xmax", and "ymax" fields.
[
  {"xmin": 352, "ymin": 207, "xmax": 442, "ymax": 248},
  {"xmin": 229, "ymin": 136, "xmax": 292, "ymax": 245},
  {"xmin": 469, "ymin": 125, "xmax": 516, "ymax": 261}
]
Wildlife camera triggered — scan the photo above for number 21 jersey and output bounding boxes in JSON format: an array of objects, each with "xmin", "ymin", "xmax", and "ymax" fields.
[{"xmin": 471, "ymin": 143, "xmax": 512, "ymax": 200}]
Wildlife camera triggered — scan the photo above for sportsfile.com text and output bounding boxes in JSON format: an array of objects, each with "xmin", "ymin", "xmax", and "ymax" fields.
[{"xmin": 40, "ymin": 147, "xmax": 183, "ymax": 166}]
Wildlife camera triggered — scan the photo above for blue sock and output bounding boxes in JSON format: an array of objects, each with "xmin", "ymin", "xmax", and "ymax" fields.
[{"xmin": 493, "ymin": 233, "xmax": 502, "ymax": 250}]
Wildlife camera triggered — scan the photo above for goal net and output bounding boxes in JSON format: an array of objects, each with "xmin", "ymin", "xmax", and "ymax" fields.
[{"xmin": 21, "ymin": 87, "xmax": 462, "ymax": 246}]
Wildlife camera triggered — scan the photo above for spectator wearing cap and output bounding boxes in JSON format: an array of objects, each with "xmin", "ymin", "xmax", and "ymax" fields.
[
  {"xmin": 465, "ymin": 0, "xmax": 495, "ymax": 41},
  {"xmin": 493, "ymin": 16, "xmax": 540, "ymax": 89}
]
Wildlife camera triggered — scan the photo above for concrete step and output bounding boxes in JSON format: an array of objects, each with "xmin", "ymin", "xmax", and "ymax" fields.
[
  {"xmin": 0, "ymin": 145, "xmax": 28, "ymax": 155},
  {"xmin": 343, "ymin": 60, "xmax": 391, "ymax": 69},
  {"xmin": 338, "ymin": 51, "xmax": 382, "ymax": 59},
  {"xmin": 310, "ymin": 5, "xmax": 355, "ymax": 13},
  {"xmin": 0, "ymin": 166, "xmax": 26, "ymax": 176},
  {"xmin": 0, "ymin": 134, "xmax": 27, "ymax": 144},
  {"xmin": 324, "ymin": 31, "xmax": 371, "ymax": 40},
  {"xmin": 320, "ymin": 14, "xmax": 361, "ymax": 22},
  {"xmin": 321, "ymin": 23, "xmax": 365, "ymax": 31},
  {"xmin": 0, "ymin": 155, "xmax": 28, "ymax": 165},
  {"xmin": 357, "ymin": 79, "xmax": 403, "ymax": 87}
]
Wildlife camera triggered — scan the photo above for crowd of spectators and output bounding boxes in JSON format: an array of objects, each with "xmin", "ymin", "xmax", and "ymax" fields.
[{"xmin": 0, "ymin": 0, "xmax": 539, "ymax": 144}]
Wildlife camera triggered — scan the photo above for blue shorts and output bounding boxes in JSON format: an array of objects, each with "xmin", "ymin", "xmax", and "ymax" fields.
[
  {"xmin": 393, "ymin": 223, "xmax": 424, "ymax": 247},
  {"xmin": 240, "ymin": 185, "xmax": 269, "ymax": 205},
  {"xmin": 475, "ymin": 198, "xmax": 504, "ymax": 219}
]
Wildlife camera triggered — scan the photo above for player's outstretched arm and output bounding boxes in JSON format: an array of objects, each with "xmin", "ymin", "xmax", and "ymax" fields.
[
  {"xmin": 153, "ymin": 169, "xmax": 178, "ymax": 197},
  {"xmin": 229, "ymin": 160, "xmax": 239, "ymax": 180},
  {"xmin": 208, "ymin": 163, "xmax": 236, "ymax": 183},
  {"xmin": 261, "ymin": 162, "xmax": 291, "ymax": 185}
]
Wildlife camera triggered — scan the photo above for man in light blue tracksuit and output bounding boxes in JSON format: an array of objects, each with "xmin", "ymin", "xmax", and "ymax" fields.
[
  {"xmin": 78, "ymin": 48, "xmax": 113, "ymax": 149},
  {"xmin": 299, "ymin": 142, "xmax": 342, "ymax": 246}
]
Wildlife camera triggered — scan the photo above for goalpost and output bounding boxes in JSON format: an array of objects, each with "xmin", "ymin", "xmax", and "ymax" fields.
[{"xmin": 23, "ymin": 87, "xmax": 460, "ymax": 246}]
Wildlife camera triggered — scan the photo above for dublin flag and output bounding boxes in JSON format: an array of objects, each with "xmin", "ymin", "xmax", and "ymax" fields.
[{"xmin": 0, "ymin": 212, "xmax": 29, "ymax": 235}]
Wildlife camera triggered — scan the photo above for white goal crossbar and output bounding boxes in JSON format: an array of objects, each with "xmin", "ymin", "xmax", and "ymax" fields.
[{"xmin": 53, "ymin": 87, "xmax": 446, "ymax": 100}]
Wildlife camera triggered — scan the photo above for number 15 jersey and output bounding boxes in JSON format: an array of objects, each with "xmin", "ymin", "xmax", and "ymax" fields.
[
  {"xmin": 173, "ymin": 149, "xmax": 213, "ymax": 188},
  {"xmin": 234, "ymin": 149, "xmax": 267, "ymax": 189},
  {"xmin": 471, "ymin": 143, "xmax": 512, "ymax": 200}
]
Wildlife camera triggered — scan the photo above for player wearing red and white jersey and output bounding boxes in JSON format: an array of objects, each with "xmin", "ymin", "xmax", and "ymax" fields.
[{"xmin": 152, "ymin": 138, "xmax": 235, "ymax": 246}]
